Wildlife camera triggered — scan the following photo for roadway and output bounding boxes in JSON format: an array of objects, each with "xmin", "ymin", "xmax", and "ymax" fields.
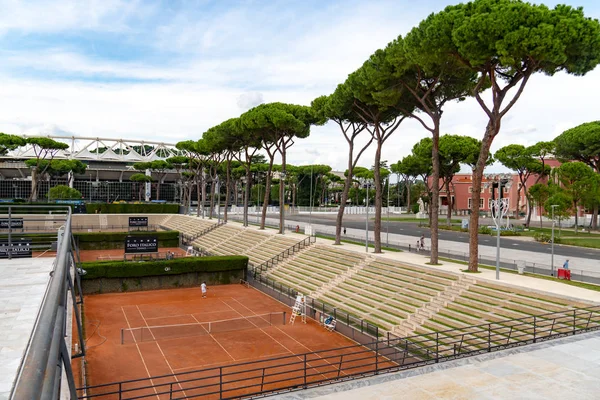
[{"xmin": 273, "ymin": 213, "xmax": 600, "ymax": 262}]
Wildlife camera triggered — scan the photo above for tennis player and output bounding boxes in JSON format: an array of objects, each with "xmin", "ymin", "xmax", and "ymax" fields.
[{"xmin": 201, "ymin": 281, "xmax": 207, "ymax": 298}]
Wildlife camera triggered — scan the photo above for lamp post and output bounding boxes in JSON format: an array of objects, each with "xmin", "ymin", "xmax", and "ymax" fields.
[
  {"xmin": 485, "ymin": 173, "xmax": 512, "ymax": 280},
  {"xmin": 280, "ymin": 171, "xmax": 286, "ymax": 234},
  {"xmin": 386, "ymin": 176, "xmax": 390, "ymax": 246},
  {"xmin": 362, "ymin": 178, "xmax": 371, "ymax": 253},
  {"xmin": 551, "ymin": 204, "xmax": 559, "ymax": 276}
]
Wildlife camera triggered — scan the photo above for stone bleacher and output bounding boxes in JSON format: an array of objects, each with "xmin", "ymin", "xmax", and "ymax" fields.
[
  {"xmin": 158, "ymin": 214, "xmax": 595, "ymax": 343},
  {"xmin": 161, "ymin": 215, "xmax": 216, "ymax": 238}
]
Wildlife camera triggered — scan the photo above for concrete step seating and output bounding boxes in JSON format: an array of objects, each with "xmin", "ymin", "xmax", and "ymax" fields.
[
  {"xmin": 369, "ymin": 259, "xmax": 458, "ymax": 288},
  {"xmin": 317, "ymin": 292, "xmax": 396, "ymax": 331},
  {"xmin": 328, "ymin": 284, "xmax": 412, "ymax": 321},
  {"xmin": 193, "ymin": 225, "xmax": 241, "ymax": 252},
  {"xmin": 209, "ymin": 228, "xmax": 270, "ymax": 256},
  {"xmin": 358, "ymin": 265, "xmax": 445, "ymax": 298},
  {"xmin": 409, "ymin": 281, "xmax": 587, "ymax": 352},
  {"xmin": 161, "ymin": 215, "xmax": 215, "ymax": 236}
]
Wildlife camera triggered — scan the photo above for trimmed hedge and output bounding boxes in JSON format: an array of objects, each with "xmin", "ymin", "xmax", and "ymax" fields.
[
  {"xmin": 85, "ymin": 203, "xmax": 179, "ymax": 214},
  {"xmin": 74, "ymin": 230, "xmax": 179, "ymax": 250},
  {"xmin": 81, "ymin": 255, "xmax": 248, "ymax": 279}
]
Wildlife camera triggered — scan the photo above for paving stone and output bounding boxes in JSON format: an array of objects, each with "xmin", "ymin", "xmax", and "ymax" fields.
[{"xmin": 0, "ymin": 257, "xmax": 54, "ymax": 397}]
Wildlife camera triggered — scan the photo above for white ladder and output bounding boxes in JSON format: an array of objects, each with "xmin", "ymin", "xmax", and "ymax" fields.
[{"xmin": 290, "ymin": 294, "xmax": 307, "ymax": 325}]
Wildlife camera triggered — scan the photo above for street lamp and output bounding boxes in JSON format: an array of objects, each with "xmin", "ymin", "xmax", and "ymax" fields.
[
  {"xmin": 280, "ymin": 171, "xmax": 287, "ymax": 234},
  {"xmin": 551, "ymin": 204, "xmax": 559, "ymax": 276},
  {"xmin": 485, "ymin": 173, "xmax": 512, "ymax": 280},
  {"xmin": 386, "ymin": 176, "xmax": 390, "ymax": 246},
  {"xmin": 361, "ymin": 178, "xmax": 372, "ymax": 253}
]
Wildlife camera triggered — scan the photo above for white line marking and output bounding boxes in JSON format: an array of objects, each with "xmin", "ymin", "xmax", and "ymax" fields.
[{"xmin": 121, "ymin": 307, "xmax": 159, "ymax": 399}]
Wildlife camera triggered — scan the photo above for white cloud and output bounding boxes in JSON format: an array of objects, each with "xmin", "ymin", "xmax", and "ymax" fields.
[
  {"xmin": 0, "ymin": 0, "xmax": 144, "ymax": 35},
  {"xmin": 1, "ymin": 0, "xmax": 600, "ymax": 178}
]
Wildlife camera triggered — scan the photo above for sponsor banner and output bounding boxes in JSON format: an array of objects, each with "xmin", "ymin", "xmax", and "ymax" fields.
[
  {"xmin": 0, "ymin": 239, "xmax": 32, "ymax": 258},
  {"xmin": 0, "ymin": 218, "xmax": 24, "ymax": 229},
  {"xmin": 129, "ymin": 217, "xmax": 149, "ymax": 227},
  {"xmin": 125, "ymin": 236, "xmax": 158, "ymax": 254}
]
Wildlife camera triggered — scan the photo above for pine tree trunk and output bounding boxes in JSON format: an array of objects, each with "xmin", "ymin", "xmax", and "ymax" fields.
[
  {"xmin": 261, "ymin": 159, "xmax": 274, "ymax": 230},
  {"xmin": 468, "ymin": 123, "xmax": 496, "ymax": 271},
  {"xmin": 30, "ymin": 169, "xmax": 38, "ymax": 202},
  {"xmin": 224, "ymin": 160, "xmax": 231, "ymax": 222},
  {"xmin": 430, "ymin": 127, "xmax": 440, "ymax": 264},
  {"xmin": 373, "ymin": 137, "xmax": 383, "ymax": 254},
  {"xmin": 592, "ymin": 204, "xmax": 598, "ymax": 230},
  {"xmin": 335, "ymin": 147, "xmax": 355, "ymax": 245}
]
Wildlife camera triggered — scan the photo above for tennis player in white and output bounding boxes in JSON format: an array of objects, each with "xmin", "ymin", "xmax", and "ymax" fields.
[{"xmin": 201, "ymin": 281, "xmax": 207, "ymax": 298}]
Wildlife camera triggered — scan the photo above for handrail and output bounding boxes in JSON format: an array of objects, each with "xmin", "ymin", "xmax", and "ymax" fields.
[
  {"xmin": 10, "ymin": 205, "xmax": 80, "ymax": 399},
  {"xmin": 179, "ymin": 220, "xmax": 225, "ymax": 244},
  {"xmin": 251, "ymin": 234, "xmax": 316, "ymax": 275},
  {"xmin": 76, "ymin": 305, "xmax": 600, "ymax": 399}
]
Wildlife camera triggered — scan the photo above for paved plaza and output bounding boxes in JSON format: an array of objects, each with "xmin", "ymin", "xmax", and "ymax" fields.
[
  {"xmin": 277, "ymin": 330, "xmax": 600, "ymax": 400},
  {"xmin": 0, "ymin": 257, "xmax": 55, "ymax": 399}
]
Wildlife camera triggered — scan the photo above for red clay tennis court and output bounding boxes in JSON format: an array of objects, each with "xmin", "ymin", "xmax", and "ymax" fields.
[{"xmin": 79, "ymin": 284, "xmax": 395, "ymax": 399}]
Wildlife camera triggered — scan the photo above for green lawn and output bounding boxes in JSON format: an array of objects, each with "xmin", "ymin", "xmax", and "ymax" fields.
[
  {"xmin": 558, "ymin": 237, "xmax": 600, "ymax": 249},
  {"xmin": 379, "ymin": 217, "xmax": 462, "ymax": 224}
]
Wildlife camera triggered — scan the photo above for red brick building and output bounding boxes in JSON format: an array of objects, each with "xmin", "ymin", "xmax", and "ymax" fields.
[{"xmin": 430, "ymin": 159, "xmax": 565, "ymax": 218}]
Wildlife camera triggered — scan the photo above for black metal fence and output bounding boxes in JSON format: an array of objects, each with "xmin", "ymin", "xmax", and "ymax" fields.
[{"xmin": 77, "ymin": 306, "xmax": 600, "ymax": 399}]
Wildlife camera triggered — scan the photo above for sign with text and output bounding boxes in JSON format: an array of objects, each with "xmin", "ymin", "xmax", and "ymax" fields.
[
  {"xmin": 0, "ymin": 218, "xmax": 24, "ymax": 229},
  {"xmin": 0, "ymin": 239, "xmax": 32, "ymax": 259},
  {"xmin": 125, "ymin": 236, "xmax": 158, "ymax": 254},
  {"xmin": 129, "ymin": 217, "xmax": 149, "ymax": 227}
]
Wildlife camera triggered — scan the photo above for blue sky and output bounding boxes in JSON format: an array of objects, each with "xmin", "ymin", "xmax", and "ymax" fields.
[{"xmin": 1, "ymin": 0, "xmax": 600, "ymax": 171}]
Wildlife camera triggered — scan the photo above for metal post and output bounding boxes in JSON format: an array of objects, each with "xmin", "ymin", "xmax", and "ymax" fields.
[
  {"xmin": 495, "ymin": 180, "xmax": 501, "ymax": 280},
  {"xmin": 365, "ymin": 180, "xmax": 369, "ymax": 253},
  {"xmin": 386, "ymin": 177, "xmax": 390, "ymax": 246},
  {"xmin": 551, "ymin": 204, "xmax": 558, "ymax": 277},
  {"xmin": 7, "ymin": 206, "xmax": 12, "ymax": 260},
  {"xmin": 309, "ymin": 165, "xmax": 313, "ymax": 228}
]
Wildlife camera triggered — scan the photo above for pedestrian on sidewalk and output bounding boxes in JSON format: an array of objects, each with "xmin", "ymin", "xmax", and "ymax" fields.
[
  {"xmin": 416, "ymin": 239, "xmax": 421, "ymax": 252},
  {"xmin": 563, "ymin": 259, "xmax": 569, "ymax": 270},
  {"xmin": 343, "ymin": 227, "xmax": 347, "ymax": 235},
  {"xmin": 420, "ymin": 235, "xmax": 425, "ymax": 250}
]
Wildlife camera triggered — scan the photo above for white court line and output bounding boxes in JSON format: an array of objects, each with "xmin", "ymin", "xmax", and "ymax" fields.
[
  {"xmin": 145, "ymin": 309, "xmax": 232, "ymax": 320},
  {"xmin": 171, "ymin": 351, "xmax": 293, "ymax": 372},
  {"xmin": 225, "ymin": 299, "xmax": 332, "ymax": 380},
  {"xmin": 138, "ymin": 306, "xmax": 188, "ymax": 398},
  {"xmin": 230, "ymin": 298, "xmax": 349, "ymax": 377},
  {"xmin": 121, "ymin": 307, "xmax": 159, "ymax": 400}
]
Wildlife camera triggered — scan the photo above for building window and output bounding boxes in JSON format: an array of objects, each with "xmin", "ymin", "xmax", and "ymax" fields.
[
  {"xmin": 479, "ymin": 198, "xmax": 484, "ymax": 208},
  {"xmin": 468, "ymin": 186, "xmax": 473, "ymax": 193}
]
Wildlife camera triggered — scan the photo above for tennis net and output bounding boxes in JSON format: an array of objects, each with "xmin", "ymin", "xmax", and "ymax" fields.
[{"xmin": 121, "ymin": 312, "xmax": 286, "ymax": 344}]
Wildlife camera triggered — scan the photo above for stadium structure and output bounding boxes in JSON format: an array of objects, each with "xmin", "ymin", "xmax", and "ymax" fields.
[{"xmin": 0, "ymin": 135, "xmax": 183, "ymax": 202}]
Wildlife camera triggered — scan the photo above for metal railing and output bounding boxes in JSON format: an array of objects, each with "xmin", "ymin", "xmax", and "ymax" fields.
[
  {"xmin": 77, "ymin": 306, "xmax": 600, "ymax": 399},
  {"xmin": 248, "ymin": 273, "xmax": 379, "ymax": 342},
  {"xmin": 7, "ymin": 205, "xmax": 84, "ymax": 400},
  {"xmin": 251, "ymin": 235, "xmax": 316, "ymax": 275}
]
